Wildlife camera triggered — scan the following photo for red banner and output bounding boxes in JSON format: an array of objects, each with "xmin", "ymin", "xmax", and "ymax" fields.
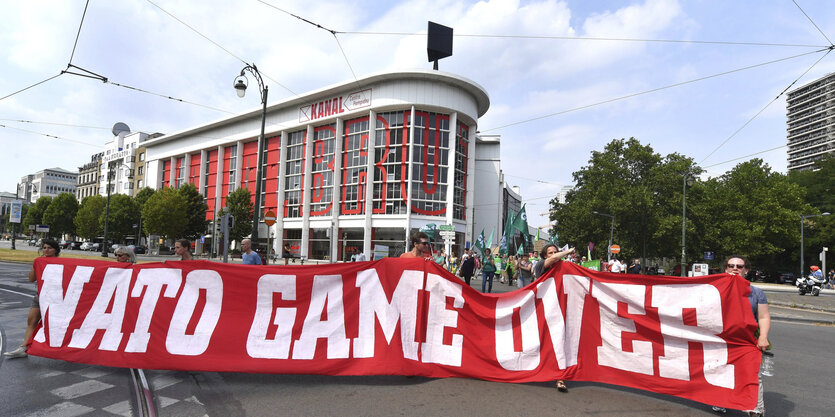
[{"xmin": 27, "ymin": 258, "xmax": 760, "ymax": 409}]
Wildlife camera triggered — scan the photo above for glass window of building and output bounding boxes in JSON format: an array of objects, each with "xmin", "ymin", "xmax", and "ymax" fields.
[
  {"xmin": 410, "ymin": 110, "xmax": 449, "ymax": 216},
  {"xmin": 284, "ymin": 130, "xmax": 306, "ymax": 218},
  {"xmin": 339, "ymin": 228, "xmax": 364, "ymax": 262},
  {"xmin": 308, "ymin": 227, "xmax": 331, "ymax": 260},
  {"xmin": 341, "ymin": 117, "xmax": 369, "ymax": 215},
  {"xmin": 453, "ymin": 122, "xmax": 469, "ymax": 220},
  {"xmin": 371, "ymin": 227, "xmax": 407, "ymax": 258},
  {"xmin": 310, "ymin": 124, "xmax": 336, "ymax": 216},
  {"xmin": 373, "ymin": 111, "xmax": 409, "ymax": 215}
]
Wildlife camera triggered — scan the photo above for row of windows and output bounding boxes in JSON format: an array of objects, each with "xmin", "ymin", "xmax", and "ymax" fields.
[{"xmin": 160, "ymin": 109, "xmax": 470, "ymax": 221}]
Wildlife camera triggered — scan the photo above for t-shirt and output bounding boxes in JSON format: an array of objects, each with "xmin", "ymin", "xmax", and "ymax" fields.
[
  {"xmin": 609, "ymin": 260, "xmax": 623, "ymax": 273},
  {"xmin": 241, "ymin": 251, "xmax": 262, "ymax": 265},
  {"xmin": 749, "ymin": 285, "xmax": 768, "ymax": 322},
  {"xmin": 400, "ymin": 252, "xmax": 418, "ymax": 258}
]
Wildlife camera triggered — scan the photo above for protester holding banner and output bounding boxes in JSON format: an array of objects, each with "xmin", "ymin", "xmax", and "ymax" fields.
[
  {"xmin": 114, "ymin": 246, "xmax": 136, "ymax": 264},
  {"xmin": 174, "ymin": 239, "xmax": 193, "ymax": 260},
  {"xmin": 531, "ymin": 243, "xmax": 575, "ymax": 392},
  {"xmin": 712, "ymin": 256, "xmax": 770, "ymax": 417},
  {"xmin": 3, "ymin": 238, "xmax": 60, "ymax": 359},
  {"xmin": 516, "ymin": 255, "xmax": 533, "ymax": 288},
  {"xmin": 401, "ymin": 232, "xmax": 431, "ymax": 259}
]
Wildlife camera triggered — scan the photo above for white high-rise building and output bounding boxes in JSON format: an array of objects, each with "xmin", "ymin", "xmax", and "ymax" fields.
[{"xmin": 786, "ymin": 72, "xmax": 835, "ymax": 171}]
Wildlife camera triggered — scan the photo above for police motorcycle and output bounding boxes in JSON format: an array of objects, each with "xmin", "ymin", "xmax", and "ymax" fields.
[{"xmin": 796, "ymin": 272, "xmax": 826, "ymax": 296}]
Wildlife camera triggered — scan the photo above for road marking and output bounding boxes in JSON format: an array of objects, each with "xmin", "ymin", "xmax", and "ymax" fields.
[
  {"xmin": 25, "ymin": 401, "xmax": 95, "ymax": 417},
  {"xmin": 50, "ymin": 380, "xmax": 115, "ymax": 399},
  {"xmin": 102, "ymin": 400, "xmax": 133, "ymax": 417},
  {"xmin": 0, "ymin": 287, "xmax": 34, "ymax": 297}
]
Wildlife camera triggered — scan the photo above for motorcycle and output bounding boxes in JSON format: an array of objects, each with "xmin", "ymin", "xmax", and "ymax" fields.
[{"xmin": 796, "ymin": 273, "xmax": 826, "ymax": 296}]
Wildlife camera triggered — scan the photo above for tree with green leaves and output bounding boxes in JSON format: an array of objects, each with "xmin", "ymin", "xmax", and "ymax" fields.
[
  {"xmin": 133, "ymin": 187, "xmax": 156, "ymax": 243},
  {"xmin": 102, "ymin": 194, "xmax": 140, "ymax": 243},
  {"xmin": 75, "ymin": 196, "xmax": 106, "ymax": 240},
  {"xmin": 42, "ymin": 192, "xmax": 79, "ymax": 238},
  {"xmin": 219, "ymin": 187, "xmax": 254, "ymax": 243},
  {"xmin": 142, "ymin": 187, "xmax": 187, "ymax": 239},
  {"xmin": 789, "ymin": 155, "xmax": 835, "ymax": 270},
  {"xmin": 178, "ymin": 183, "xmax": 208, "ymax": 239},
  {"xmin": 22, "ymin": 196, "xmax": 52, "ymax": 233}
]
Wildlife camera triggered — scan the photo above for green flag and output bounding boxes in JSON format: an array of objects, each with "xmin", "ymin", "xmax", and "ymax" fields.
[
  {"xmin": 517, "ymin": 243, "xmax": 525, "ymax": 256},
  {"xmin": 511, "ymin": 204, "xmax": 530, "ymax": 245},
  {"xmin": 535, "ymin": 228, "xmax": 540, "ymax": 242},
  {"xmin": 499, "ymin": 211, "xmax": 514, "ymax": 255},
  {"xmin": 486, "ymin": 228, "xmax": 494, "ymax": 249},
  {"xmin": 419, "ymin": 223, "xmax": 437, "ymax": 239},
  {"xmin": 474, "ymin": 229, "xmax": 485, "ymax": 257}
]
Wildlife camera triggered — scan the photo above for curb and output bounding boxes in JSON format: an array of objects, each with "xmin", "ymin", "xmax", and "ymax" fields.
[
  {"xmin": 770, "ymin": 314, "xmax": 835, "ymax": 325},
  {"xmin": 768, "ymin": 300, "xmax": 835, "ymax": 314}
]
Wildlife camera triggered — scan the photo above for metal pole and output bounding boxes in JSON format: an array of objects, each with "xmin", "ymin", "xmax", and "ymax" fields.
[
  {"xmin": 608, "ymin": 217, "xmax": 614, "ymax": 262},
  {"xmin": 251, "ymin": 85, "xmax": 268, "ymax": 244},
  {"xmin": 800, "ymin": 216, "xmax": 804, "ymax": 278},
  {"xmin": 102, "ymin": 163, "xmax": 113, "ymax": 257},
  {"xmin": 11, "ymin": 185, "xmax": 19, "ymax": 250},
  {"xmin": 681, "ymin": 174, "xmax": 687, "ymax": 277}
]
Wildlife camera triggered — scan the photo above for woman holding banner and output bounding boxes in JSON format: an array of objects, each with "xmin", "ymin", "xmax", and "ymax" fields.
[
  {"xmin": 3, "ymin": 238, "xmax": 60, "ymax": 359},
  {"xmin": 532, "ymin": 243, "xmax": 575, "ymax": 392}
]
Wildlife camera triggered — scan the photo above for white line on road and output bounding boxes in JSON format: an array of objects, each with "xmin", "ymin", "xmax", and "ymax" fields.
[
  {"xmin": 0, "ymin": 287, "xmax": 34, "ymax": 297},
  {"xmin": 50, "ymin": 380, "xmax": 115, "ymax": 400}
]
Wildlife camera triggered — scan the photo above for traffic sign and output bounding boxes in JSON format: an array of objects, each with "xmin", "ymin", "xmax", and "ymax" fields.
[
  {"xmin": 264, "ymin": 210, "xmax": 277, "ymax": 226},
  {"xmin": 609, "ymin": 244, "xmax": 621, "ymax": 254}
]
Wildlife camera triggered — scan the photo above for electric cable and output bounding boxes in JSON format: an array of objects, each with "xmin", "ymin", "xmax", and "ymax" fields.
[
  {"xmin": 0, "ymin": 74, "xmax": 63, "ymax": 102},
  {"xmin": 480, "ymin": 47, "xmax": 829, "ymax": 132},
  {"xmin": 144, "ymin": 0, "xmax": 296, "ymax": 95},
  {"xmin": 68, "ymin": 0, "xmax": 91, "ymax": 65},
  {"xmin": 0, "ymin": 124, "xmax": 104, "ymax": 148},
  {"xmin": 792, "ymin": 0, "xmax": 834, "ymax": 46}
]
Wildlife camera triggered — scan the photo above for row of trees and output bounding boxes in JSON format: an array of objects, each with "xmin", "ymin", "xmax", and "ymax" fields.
[
  {"xmin": 7, "ymin": 184, "xmax": 255, "ymax": 244},
  {"xmin": 549, "ymin": 138, "xmax": 832, "ymax": 274}
]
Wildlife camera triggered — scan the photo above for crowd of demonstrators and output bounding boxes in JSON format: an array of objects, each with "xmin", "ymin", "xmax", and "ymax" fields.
[
  {"xmin": 712, "ymin": 255, "xmax": 770, "ymax": 417},
  {"xmin": 240, "ymin": 238, "xmax": 262, "ymax": 265},
  {"xmin": 4, "ymin": 239, "xmax": 61, "ymax": 359}
]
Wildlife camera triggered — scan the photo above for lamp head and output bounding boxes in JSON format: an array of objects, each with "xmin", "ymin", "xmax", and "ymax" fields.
[{"xmin": 234, "ymin": 77, "xmax": 248, "ymax": 98}]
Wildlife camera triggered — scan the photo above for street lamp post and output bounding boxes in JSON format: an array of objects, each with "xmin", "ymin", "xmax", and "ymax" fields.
[
  {"xmin": 101, "ymin": 161, "xmax": 116, "ymax": 257},
  {"xmin": 593, "ymin": 211, "xmax": 615, "ymax": 262},
  {"xmin": 680, "ymin": 172, "xmax": 694, "ymax": 277},
  {"xmin": 233, "ymin": 64, "xmax": 268, "ymax": 246},
  {"xmin": 800, "ymin": 212, "xmax": 831, "ymax": 277}
]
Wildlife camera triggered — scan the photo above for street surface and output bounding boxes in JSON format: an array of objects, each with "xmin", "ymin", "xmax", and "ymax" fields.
[{"xmin": 1, "ymin": 260, "xmax": 833, "ymax": 416}]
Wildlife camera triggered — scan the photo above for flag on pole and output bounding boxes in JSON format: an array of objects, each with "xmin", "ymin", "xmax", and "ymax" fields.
[
  {"xmin": 549, "ymin": 231, "xmax": 559, "ymax": 246},
  {"xmin": 486, "ymin": 228, "xmax": 494, "ymax": 250},
  {"xmin": 511, "ymin": 204, "xmax": 531, "ymax": 245},
  {"xmin": 535, "ymin": 228, "xmax": 540, "ymax": 242},
  {"xmin": 588, "ymin": 241, "xmax": 594, "ymax": 260},
  {"xmin": 419, "ymin": 223, "xmax": 437, "ymax": 239},
  {"xmin": 517, "ymin": 243, "xmax": 525, "ymax": 256},
  {"xmin": 499, "ymin": 211, "xmax": 514, "ymax": 255},
  {"xmin": 474, "ymin": 229, "xmax": 486, "ymax": 257}
]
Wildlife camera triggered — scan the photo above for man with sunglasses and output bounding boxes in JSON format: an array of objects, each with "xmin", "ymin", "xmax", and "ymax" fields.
[
  {"xmin": 401, "ymin": 232, "xmax": 431, "ymax": 259},
  {"xmin": 712, "ymin": 255, "xmax": 770, "ymax": 417}
]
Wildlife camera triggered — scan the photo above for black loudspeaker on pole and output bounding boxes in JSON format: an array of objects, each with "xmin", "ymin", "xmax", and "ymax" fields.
[{"xmin": 427, "ymin": 21, "xmax": 453, "ymax": 70}]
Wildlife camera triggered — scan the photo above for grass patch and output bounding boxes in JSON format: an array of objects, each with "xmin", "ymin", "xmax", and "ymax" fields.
[{"xmin": 0, "ymin": 248, "xmax": 119, "ymax": 264}]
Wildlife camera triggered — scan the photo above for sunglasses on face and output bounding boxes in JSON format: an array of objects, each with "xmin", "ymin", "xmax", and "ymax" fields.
[
  {"xmin": 726, "ymin": 263, "xmax": 746, "ymax": 269},
  {"xmin": 417, "ymin": 241, "xmax": 429, "ymax": 245}
]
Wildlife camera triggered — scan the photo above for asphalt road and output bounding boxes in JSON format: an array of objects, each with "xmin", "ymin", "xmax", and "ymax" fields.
[{"xmin": 1, "ymin": 261, "xmax": 833, "ymax": 416}]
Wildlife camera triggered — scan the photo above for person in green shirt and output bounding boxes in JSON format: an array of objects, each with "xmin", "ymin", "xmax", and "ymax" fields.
[{"xmin": 481, "ymin": 248, "xmax": 497, "ymax": 293}]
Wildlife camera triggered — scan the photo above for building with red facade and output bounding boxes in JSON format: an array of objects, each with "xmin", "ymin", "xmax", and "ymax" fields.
[{"xmin": 143, "ymin": 70, "xmax": 491, "ymax": 260}]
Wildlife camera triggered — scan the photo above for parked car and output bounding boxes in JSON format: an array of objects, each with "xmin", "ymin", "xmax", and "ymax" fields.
[
  {"xmin": 80, "ymin": 242, "xmax": 100, "ymax": 251},
  {"xmin": 132, "ymin": 245, "xmax": 147, "ymax": 254},
  {"xmin": 777, "ymin": 272, "xmax": 795, "ymax": 285}
]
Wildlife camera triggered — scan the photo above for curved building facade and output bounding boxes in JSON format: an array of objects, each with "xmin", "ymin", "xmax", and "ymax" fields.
[{"xmin": 144, "ymin": 70, "xmax": 490, "ymax": 260}]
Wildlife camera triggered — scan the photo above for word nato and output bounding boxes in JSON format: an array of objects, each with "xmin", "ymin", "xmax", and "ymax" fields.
[{"xmin": 35, "ymin": 264, "xmax": 733, "ymax": 388}]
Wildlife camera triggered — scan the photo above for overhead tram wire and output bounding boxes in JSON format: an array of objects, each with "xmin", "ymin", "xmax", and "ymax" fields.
[
  {"xmin": 0, "ymin": 119, "xmax": 111, "ymax": 131},
  {"xmin": 0, "ymin": 124, "xmax": 104, "ymax": 148},
  {"xmin": 793, "ymin": 0, "xmax": 834, "ymax": 46},
  {"xmin": 702, "ymin": 144, "xmax": 787, "ymax": 170},
  {"xmin": 480, "ymin": 47, "xmax": 830, "ymax": 133},
  {"xmin": 67, "ymin": 0, "xmax": 91, "ymax": 65},
  {"xmin": 144, "ymin": 0, "xmax": 296, "ymax": 96},
  {"xmin": 256, "ymin": 1, "xmax": 361, "ymax": 84},
  {"xmin": 698, "ymin": 47, "xmax": 833, "ymax": 165},
  {"xmin": 0, "ymin": 73, "xmax": 63, "ymax": 102},
  {"xmin": 337, "ymin": 30, "xmax": 828, "ymax": 49}
]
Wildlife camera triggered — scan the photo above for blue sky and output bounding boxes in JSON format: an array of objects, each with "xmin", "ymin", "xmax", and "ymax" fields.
[{"xmin": 2, "ymin": 0, "xmax": 834, "ymax": 228}]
